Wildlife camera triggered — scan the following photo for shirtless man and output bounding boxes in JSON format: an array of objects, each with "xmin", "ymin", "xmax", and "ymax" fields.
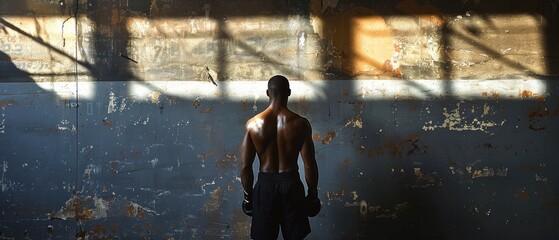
[{"xmin": 240, "ymin": 75, "xmax": 320, "ymax": 240}]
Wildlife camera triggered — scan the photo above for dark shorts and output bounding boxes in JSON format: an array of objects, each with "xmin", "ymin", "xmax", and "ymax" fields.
[{"xmin": 251, "ymin": 172, "xmax": 311, "ymax": 240}]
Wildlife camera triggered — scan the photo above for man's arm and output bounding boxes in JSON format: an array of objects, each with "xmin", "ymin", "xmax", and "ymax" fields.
[
  {"xmin": 301, "ymin": 119, "xmax": 318, "ymax": 196},
  {"xmin": 240, "ymin": 125, "xmax": 256, "ymax": 198}
]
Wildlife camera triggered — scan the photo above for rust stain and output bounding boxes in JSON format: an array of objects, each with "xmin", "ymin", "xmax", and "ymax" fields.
[
  {"xmin": 384, "ymin": 134, "xmax": 426, "ymax": 158},
  {"xmin": 339, "ymin": 159, "xmax": 351, "ymax": 171},
  {"xmin": 111, "ymin": 225, "xmax": 119, "ymax": 233},
  {"xmin": 92, "ymin": 224, "xmax": 106, "ymax": 234},
  {"xmin": 0, "ymin": 100, "xmax": 17, "ymax": 109},
  {"xmin": 518, "ymin": 163, "xmax": 540, "ymax": 173},
  {"xmin": 201, "ymin": 108, "xmax": 213, "ymax": 113},
  {"xmin": 216, "ymin": 154, "xmax": 236, "ymax": 171},
  {"xmin": 240, "ymin": 99, "xmax": 249, "ymax": 111},
  {"xmin": 517, "ymin": 188, "xmax": 529, "ymax": 202},
  {"xmin": 110, "ymin": 160, "xmax": 119, "ymax": 173},
  {"xmin": 232, "ymin": 207, "xmax": 251, "ymax": 239},
  {"xmin": 203, "ymin": 187, "xmax": 224, "ymax": 213},
  {"xmin": 228, "ymin": 183, "xmax": 237, "ymax": 192},
  {"xmin": 49, "ymin": 196, "xmax": 94, "ymax": 221},
  {"xmin": 520, "ymin": 90, "xmax": 544, "ymax": 101},
  {"xmin": 102, "ymin": 119, "xmax": 113, "ymax": 126},
  {"xmin": 313, "ymin": 133, "xmax": 321, "ymax": 141},
  {"xmin": 193, "ymin": 99, "xmax": 200, "ymax": 108},
  {"xmin": 126, "ymin": 203, "xmax": 145, "ymax": 219},
  {"xmin": 326, "ymin": 185, "xmax": 346, "ymax": 202},
  {"xmin": 358, "ymin": 135, "xmax": 426, "ymax": 159},
  {"xmin": 356, "ymin": 145, "xmax": 365, "ymax": 153},
  {"xmin": 527, "ymin": 109, "xmax": 548, "ymax": 131},
  {"xmin": 322, "ymin": 131, "xmax": 336, "ymax": 144},
  {"xmin": 482, "ymin": 91, "xmax": 501, "ymax": 100}
]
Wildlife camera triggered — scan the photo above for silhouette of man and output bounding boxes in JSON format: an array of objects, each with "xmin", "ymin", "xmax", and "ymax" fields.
[{"xmin": 241, "ymin": 75, "xmax": 320, "ymax": 240}]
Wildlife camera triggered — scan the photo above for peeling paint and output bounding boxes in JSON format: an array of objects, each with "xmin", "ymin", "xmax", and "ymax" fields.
[
  {"xmin": 422, "ymin": 102, "xmax": 500, "ymax": 133},
  {"xmin": 203, "ymin": 187, "xmax": 223, "ymax": 213},
  {"xmin": 345, "ymin": 200, "xmax": 409, "ymax": 219},
  {"xmin": 466, "ymin": 166, "xmax": 508, "ymax": 179},
  {"xmin": 49, "ymin": 196, "xmax": 109, "ymax": 221}
]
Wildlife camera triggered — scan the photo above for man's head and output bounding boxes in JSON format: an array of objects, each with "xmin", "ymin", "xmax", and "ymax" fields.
[{"xmin": 267, "ymin": 75, "xmax": 291, "ymax": 98}]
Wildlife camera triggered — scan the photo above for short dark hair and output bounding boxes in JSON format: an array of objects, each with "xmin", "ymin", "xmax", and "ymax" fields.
[{"xmin": 268, "ymin": 75, "xmax": 290, "ymax": 91}]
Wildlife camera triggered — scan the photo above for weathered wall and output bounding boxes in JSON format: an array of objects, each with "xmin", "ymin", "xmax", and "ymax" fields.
[{"xmin": 1, "ymin": 0, "xmax": 559, "ymax": 239}]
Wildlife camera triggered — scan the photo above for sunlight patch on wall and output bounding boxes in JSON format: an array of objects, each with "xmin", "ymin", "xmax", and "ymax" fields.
[
  {"xmin": 35, "ymin": 80, "xmax": 96, "ymax": 100},
  {"xmin": 127, "ymin": 80, "xmax": 327, "ymax": 102},
  {"xmin": 355, "ymin": 79, "xmax": 547, "ymax": 100}
]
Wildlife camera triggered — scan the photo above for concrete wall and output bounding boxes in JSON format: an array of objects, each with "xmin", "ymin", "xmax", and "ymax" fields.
[{"xmin": 1, "ymin": 0, "xmax": 558, "ymax": 239}]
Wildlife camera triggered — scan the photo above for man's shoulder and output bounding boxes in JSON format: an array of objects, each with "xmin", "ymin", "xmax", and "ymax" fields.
[{"xmin": 289, "ymin": 113, "xmax": 311, "ymax": 128}]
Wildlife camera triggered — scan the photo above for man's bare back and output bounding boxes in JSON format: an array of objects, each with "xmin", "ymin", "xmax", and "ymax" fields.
[
  {"xmin": 245, "ymin": 108, "xmax": 311, "ymax": 173},
  {"xmin": 240, "ymin": 75, "xmax": 319, "ymax": 239}
]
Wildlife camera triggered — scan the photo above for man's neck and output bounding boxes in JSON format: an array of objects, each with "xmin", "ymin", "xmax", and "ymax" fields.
[{"xmin": 269, "ymin": 97, "xmax": 288, "ymax": 111}]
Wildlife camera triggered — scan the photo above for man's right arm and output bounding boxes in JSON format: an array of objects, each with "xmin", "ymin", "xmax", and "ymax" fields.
[{"xmin": 240, "ymin": 124, "xmax": 256, "ymax": 199}]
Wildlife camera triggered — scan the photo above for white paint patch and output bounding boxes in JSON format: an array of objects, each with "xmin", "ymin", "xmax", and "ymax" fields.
[
  {"xmin": 57, "ymin": 119, "xmax": 76, "ymax": 133},
  {"xmin": 108, "ymin": 92, "xmax": 117, "ymax": 113},
  {"xmin": 151, "ymin": 158, "xmax": 159, "ymax": 168},
  {"xmin": 84, "ymin": 164, "xmax": 101, "ymax": 176},
  {"xmin": 93, "ymin": 196, "xmax": 109, "ymax": 218},
  {"xmin": 0, "ymin": 117, "xmax": 5, "ymax": 134},
  {"xmin": 1, "ymin": 161, "xmax": 7, "ymax": 192}
]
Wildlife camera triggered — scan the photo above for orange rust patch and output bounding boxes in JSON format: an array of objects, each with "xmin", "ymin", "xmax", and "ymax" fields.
[
  {"xmin": 313, "ymin": 133, "xmax": 321, "ymax": 141},
  {"xmin": 322, "ymin": 131, "xmax": 336, "ymax": 144},
  {"xmin": 482, "ymin": 91, "xmax": 501, "ymax": 99},
  {"xmin": 201, "ymin": 108, "xmax": 213, "ymax": 113},
  {"xmin": 103, "ymin": 119, "xmax": 113, "ymax": 126},
  {"xmin": 193, "ymin": 99, "xmax": 200, "ymax": 108},
  {"xmin": 126, "ymin": 203, "xmax": 145, "ymax": 219}
]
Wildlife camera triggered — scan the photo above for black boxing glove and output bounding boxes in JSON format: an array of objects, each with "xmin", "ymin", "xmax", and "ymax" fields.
[
  {"xmin": 242, "ymin": 194, "xmax": 253, "ymax": 217},
  {"xmin": 305, "ymin": 190, "xmax": 321, "ymax": 217}
]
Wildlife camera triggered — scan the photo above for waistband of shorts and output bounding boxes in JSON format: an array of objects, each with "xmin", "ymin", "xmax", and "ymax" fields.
[{"xmin": 257, "ymin": 171, "xmax": 300, "ymax": 182}]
